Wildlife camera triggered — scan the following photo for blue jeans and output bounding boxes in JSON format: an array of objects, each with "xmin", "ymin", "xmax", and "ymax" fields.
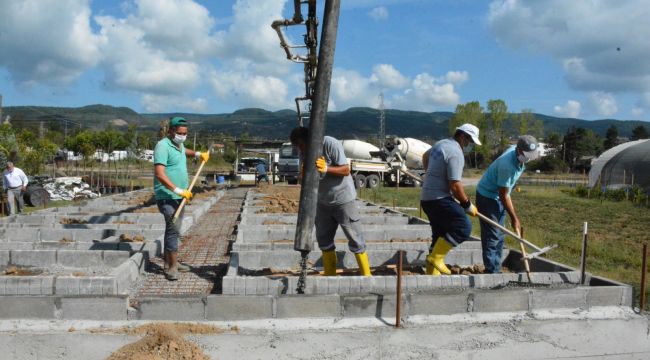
[
  {"xmin": 420, "ymin": 197, "xmax": 472, "ymax": 250},
  {"xmin": 476, "ymin": 192, "xmax": 506, "ymax": 273},
  {"xmin": 157, "ymin": 199, "xmax": 184, "ymax": 252}
]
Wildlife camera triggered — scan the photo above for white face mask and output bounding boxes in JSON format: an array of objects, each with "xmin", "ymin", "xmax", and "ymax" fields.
[
  {"xmin": 518, "ymin": 151, "xmax": 538, "ymax": 164},
  {"xmin": 173, "ymin": 133, "xmax": 187, "ymax": 144}
]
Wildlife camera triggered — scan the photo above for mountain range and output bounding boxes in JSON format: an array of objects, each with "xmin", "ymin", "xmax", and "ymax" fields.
[{"xmin": 3, "ymin": 105, "xmax": 648, "ymax": 141}]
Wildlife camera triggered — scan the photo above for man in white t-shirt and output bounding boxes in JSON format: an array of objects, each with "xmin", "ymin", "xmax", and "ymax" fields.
[{"xmin": 2, "ymin": 162, "xmax": 28, "ymax": 215}]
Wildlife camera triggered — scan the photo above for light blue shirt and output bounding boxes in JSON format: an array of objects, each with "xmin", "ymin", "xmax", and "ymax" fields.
[
  {"xmin": 420, "ymin": 138, "xmax": 465, "ymax": 201},
  {"xmin": 477, "ymin": 145, "xmax": 525, "ymax": 200}
]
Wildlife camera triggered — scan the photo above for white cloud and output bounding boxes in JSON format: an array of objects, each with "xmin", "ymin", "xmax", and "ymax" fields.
[
  {"xmin": 589, "ymin": 92, "xmax": 618, "ymax": 117},
  {"xmin": 392, "ymin": 73, "xmax": 461, "ymax": 111},
  {"xmin": 210, "ymin": 69, "xmax": 290, "ymax": 110},
  {"xmin": 368, "ymin": 6, "xmax": 389, "ymax": 21},
  {"xmin": 142, "ymin": 95, "xmax": 208, "ymax": 113},
  {"xmin": 0, "ymin": 0, "xmax": 102, "ymax": 85},
  {"xmin": 443, "ymin": 71, "xmax": 469, "ymax": 86},
  {"xmin": 488, "ymin": 0, "xmax": 650, "ymax": 94},
  {"xmin": 553, "ymin": 100, "xmax": 581, "ymax": 118},
  {"xmin": 631, "ymin": 108, "xmax": 644, "ymax": 117},
  {"xmin": 369, "ymin": 64, "xmax": 409, "ymax": 89}
]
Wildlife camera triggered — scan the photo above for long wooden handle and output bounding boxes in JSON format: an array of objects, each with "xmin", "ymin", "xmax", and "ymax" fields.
[
  {"xmin": 476, "ymin": 211, "xmax": 543, "ymax": 252},
  {"xmin": 172, "ymin": 159, "xmax": 207, "ymax": 223},
  {"xmin": 518, "ymin": 227, "xmax": 532, "ymax": 282}
]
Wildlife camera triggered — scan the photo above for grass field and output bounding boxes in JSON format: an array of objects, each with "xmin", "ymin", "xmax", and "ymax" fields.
[{"xmin": 358, "ymin": 184, "xmax": 650, "ymax": 307}]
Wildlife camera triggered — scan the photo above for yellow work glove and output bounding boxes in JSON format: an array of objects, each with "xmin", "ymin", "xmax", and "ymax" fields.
[
  {"xmin": 315, "ymin": 156, "xmax": 328, "ymax": 174},
  {"xmin": 461, "ymin": 199, "xmax": 477, "ymax": 217},
  {"xmin": 195, "ymin": 151, "xmax": 209, "ymax": 162},
  {"xmin": 173, "ymin": 187, "xmax": 193, "ymax": 200}
]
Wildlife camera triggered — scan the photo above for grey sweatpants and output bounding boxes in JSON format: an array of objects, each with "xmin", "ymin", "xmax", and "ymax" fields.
[
  {"xmin": 6, "ymin": 188, "xmax": 24, "ymax": 215},
  {"xmin": 315, "ymin": 201, "xmax": 366, "ymax": 254}
]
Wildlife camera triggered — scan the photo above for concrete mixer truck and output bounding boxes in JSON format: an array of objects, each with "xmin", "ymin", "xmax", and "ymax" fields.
[{"xmin": 341, "ymin": 137, "xmax": 431, "ymax": 189}]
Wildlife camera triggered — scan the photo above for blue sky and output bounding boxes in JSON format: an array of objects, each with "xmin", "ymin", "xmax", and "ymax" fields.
[{"xmin": 1, "ymin": 0, "xmax": 649, "ymax": 121}]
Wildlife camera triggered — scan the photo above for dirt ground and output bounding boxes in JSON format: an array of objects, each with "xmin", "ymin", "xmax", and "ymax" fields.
[
  {"xmin": 254, "ymin": 185, "xmax": 300, "ymax": 213},
  {"xmin": 239, "ymin": 264, "xmax": 510, "ymax": 277},
  {"xmin": 101, "ymin": 323, "xmax": 232, "ymax": 360}
]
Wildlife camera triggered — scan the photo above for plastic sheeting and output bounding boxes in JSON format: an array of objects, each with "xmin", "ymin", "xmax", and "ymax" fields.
[
  {"xmin": 43, "ymin": 177, "xmax": 100, "ymax": 201},
  {"xmin": 588, "ymin": 139, "xmax": 650, "ymax": 193}
]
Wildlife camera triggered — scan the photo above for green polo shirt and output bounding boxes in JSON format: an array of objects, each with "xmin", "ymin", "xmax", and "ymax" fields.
[{"xmin": 153, "ymin": 137, "xmax": 189, "ymax": 200}]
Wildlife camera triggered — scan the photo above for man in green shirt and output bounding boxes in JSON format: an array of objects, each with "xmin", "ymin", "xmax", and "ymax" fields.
[{"xmin": 154, "ymin": 117, "xmax": 209, "ymax": 280}]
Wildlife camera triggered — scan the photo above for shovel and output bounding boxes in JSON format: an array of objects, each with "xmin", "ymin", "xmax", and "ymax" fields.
[
  {"xmin": 172, "ymin": 158, "xmax": 207, "ymax": 223},
  {"xmin": 476, "ymin": 211, "xmax": 557, "ymax": 259}
]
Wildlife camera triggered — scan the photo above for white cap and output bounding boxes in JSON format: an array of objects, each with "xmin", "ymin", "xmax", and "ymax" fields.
[{"xmin": 456, "ymin": 123, "xmax": 482, "ymax": 145}]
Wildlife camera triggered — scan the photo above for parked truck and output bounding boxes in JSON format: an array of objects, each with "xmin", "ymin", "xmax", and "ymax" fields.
[
  {"xmin": 277, "ymin": 142, "xmax": 301, "ymax": 184},
  {"xmin": 342, "ymin": 137, "xmax": 431, "ymax": 189}
]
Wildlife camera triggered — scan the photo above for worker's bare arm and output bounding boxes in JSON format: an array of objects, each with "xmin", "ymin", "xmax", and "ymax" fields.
[
  {"xmin": 499, "ymin": 187, "xmax": 521, "ymax": 234},
  {"xmin": 449, "ymin": 180, "xmax": 470, "ymax": 204},
  {"xmin": 422, "ymin": 148, "xmax": 431, "ymax": 170},
  {"xmin": 327, "ymin": 164, "xmax": 351, "ymax": 176},
  {"xmin": 154, "ymin": 164, "xmax": 178, "ymax": 191},
  {"xmin": 185, "ymin": 148, "xmax": 197, "ymax": 157}
]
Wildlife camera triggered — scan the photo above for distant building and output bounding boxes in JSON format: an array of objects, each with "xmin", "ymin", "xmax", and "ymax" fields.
[{"xmin": 212, "ymin": 143, "xmax": 225, "ymax": 153}]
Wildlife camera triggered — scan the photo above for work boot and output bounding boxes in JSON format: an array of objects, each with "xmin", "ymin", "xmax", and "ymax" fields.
[
  {"xmin": 322, "ymin": 250, "xmax": 337, "ymax": 276},
  {"xmin": 165, "ymin": 266, "xmax": 179, "ymax": 281},
  {"xmin": 354, "ymin": 252, "xmax": 372, "ymax": 276},
  {"xmin": 177, "ymin": 262, "xmax": 191, "ymax": 272},
  {"xmin": 426, "ymin": 239, "xmax": 453, "ymax": 275},
  {"xmin": 425, "ymin": 262, "xmax": 441, "ymax": 276}
]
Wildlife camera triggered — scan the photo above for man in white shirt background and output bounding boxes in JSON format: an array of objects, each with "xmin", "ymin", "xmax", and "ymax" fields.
[{"xmin": 2, "ymin": 162, "xmax": 28, "ymax": 215}]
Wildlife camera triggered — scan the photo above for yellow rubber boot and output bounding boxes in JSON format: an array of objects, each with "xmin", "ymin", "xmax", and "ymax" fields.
[
  {"xmin": 425, "ymin": 262, "xmax": 441, "ymax": 276},
  {"xmin": 354, "ymin": 252, "xmax": 372, "ymax": 276},
  {"xmin": 426, "ymin": 240, "xmax": 453, "ymax": 275},
  {"xmin": 322, "ymin": 250, "xmax": 337, "ymax": 276}
]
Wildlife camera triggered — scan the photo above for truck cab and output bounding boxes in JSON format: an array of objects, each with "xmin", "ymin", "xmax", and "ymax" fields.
[{"xmin": 277, "ymin": 142, "xmax": 300, "ymax": 184}]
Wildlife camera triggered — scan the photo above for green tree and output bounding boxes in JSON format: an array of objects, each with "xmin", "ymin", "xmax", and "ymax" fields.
[
  {"xmin": 517, "ymin": 109, "xmax": 534, "ymax": 136},
  {"xmin": 562, "ymin": 127, "xmax": 602, "ymax": 171},
  {"xmin": 603, "ymin": 125, "xmax": 619, "ymax": 150},
  {"xmin": 631, "ymin": 125, "xmax": 649, "ymax": 140},
  {"xmin": 532, "ymin": 119, "xmax": 544, "ymax": 139},
  {"xmin": 449, "ymin": 101, "xmax": 484, "ymax": 134},
  {"xmin": 487, "ymin": 99, "xmax": 508, "ymax": 151}
]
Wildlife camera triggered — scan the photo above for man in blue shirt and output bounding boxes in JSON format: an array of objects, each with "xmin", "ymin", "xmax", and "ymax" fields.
[
  {"xmin": 476, "ymin": 135, "xmax": 540, "ymax": 273},
  {"xmin": 255, "ymin": 161, "xmax": 269, "ymax": 185},
  {"xmin": 420, "ymin": 124, "xmax": 480, "ymax": 276}
]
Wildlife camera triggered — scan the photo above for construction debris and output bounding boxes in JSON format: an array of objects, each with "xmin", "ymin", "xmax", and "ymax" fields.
[{"xmin": 43, "ymin": 177, "xmax": 100, "ymax": 201}]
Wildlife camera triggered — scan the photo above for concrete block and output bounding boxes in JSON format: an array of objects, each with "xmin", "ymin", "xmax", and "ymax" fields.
[
  {"xmin": 349, "ymin": 276, "xmax": 362, "ymax": 294},
  {"xmin": 255, "ymin": 277, "xmax": 269, "ymax": 295},
  {"xmin": 222, "ymin": 276, "xmax": 235, "ymax": 295},
  {"xmin": 404, "ymin": 276, "xmax": 418, "ymax": 291},
  {"xmin": 342, "ymin": 294, "xmax": 404, "ymax": 318},
  {"xmin": 102, "ymin": 250, "xmax": 130, "ymax": 267},
  {"xmin": 41, "ymin": 277, "xmax": 54, "ymax": 295},
  {"xmin": 101, "ymin": 277, "xmax": 117, "ymax": 295},
  {"xmin": 531, "ymin": 288, "xmax": 588, "ymax": 310},
  {"xmin": 138, "ymin": 297, "xmax": 206, "ymax": 320},
  {"xmin": 17, "ymin": 278, "xmax": 30, "ymax": 295},
  {"xmin": 385, "ymin": 276, "xmax": 397, "ymax": 293},
  {"xmin": 409, "ymin": 292, "xmax": 469, "ymax": 315},
  {"xmin": 0, "ymin": 296, "xmax": 56, "ymax": 319},
  {"xmin": 4, "ymin": 228, "xmax": 40, "ymax": 242},
  {"xmin": 0, "ymin": 250, "xmax": 9, "ymax": 266},
  {"xmin": 78, "ymin": 278, "xmax": 103, "ymax": 295},
  {"xmin": 0, "ymin": 278, "xmax": 6, "ymax": 295},
  {"xmin": 338, "ymin": 277, "xmax": 351, "ymax": 294},
  {"xmin": 10, "ymin": 250, "xmax": 56, "ymax": 267},
  {"xmin": 587, "ymin": 287, "xmax": 624, "ymax": 307},
  {"xmin": 245, "ymin": 276, "xmax": 256, "ymax": 295},
  {"xmin": 55, "ymin": 276, "xmax": 80, "ymax": 295},
  {"xmin": 57, "ymin": 250, "xmax": 103, "ymax": 268},
  {"xmin": 276, "ymin": 295, "xmax": 341, "ymax": 318},
  {"xmin": 61, "ymin": 296, "xmax": 128, "ymax": 320},
  {"xmin": 29, "ymin": 278, "xmax": 42, "ymax": 295},
  {"xmin": 326, "ymin": 277, "xmax": 339, "ymax": 295},
  {"xmin": 472, "ymin": 290, "xmax": 529, "ymax": 312},
  {"xmin": 206, "ymin": 295, "xmax": 273, "ymax": 320},
  {"xmin": 4, "ymin": 277, "xmax": 17, "ymax": 295},
  {"xmin": 621, "ymin": 285, "xmax": 634, "ymax": 307},
  {"xmin": 372, "ymin": 277, "xmax": 385, "ymax": 293}
]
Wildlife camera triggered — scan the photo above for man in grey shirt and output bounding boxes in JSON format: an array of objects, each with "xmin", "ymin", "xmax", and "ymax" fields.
[
  {"xmin": 420, "ymin": 124, "xmax": 480, "ymax": 275},
  {"xmin": 290, "ymin": 127, "xmax": 371, "ymax": 276}
]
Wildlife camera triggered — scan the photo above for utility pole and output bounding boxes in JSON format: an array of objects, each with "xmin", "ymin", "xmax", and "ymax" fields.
[
  {"xmin": 378, "ymin": 93, "xmax": 385, "ymax": 145},
  {"xmin": 294, "ymin": 0, "xmax": 341, "ymax": 294}
]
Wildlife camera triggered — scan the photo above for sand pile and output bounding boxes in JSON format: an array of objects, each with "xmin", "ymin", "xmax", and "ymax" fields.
[{"xmin": 105, "ymin": 323, "xmax": 226, "ymax": 360}]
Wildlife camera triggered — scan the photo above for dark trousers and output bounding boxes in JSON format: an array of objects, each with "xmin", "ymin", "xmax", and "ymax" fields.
[
  {"xmin": 420, "ymin": 197, "xmax": 472, "ymax": 250},
  {"xmin": 476, "ymin": 192, "xmax": 506, "ymax": 273}
]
